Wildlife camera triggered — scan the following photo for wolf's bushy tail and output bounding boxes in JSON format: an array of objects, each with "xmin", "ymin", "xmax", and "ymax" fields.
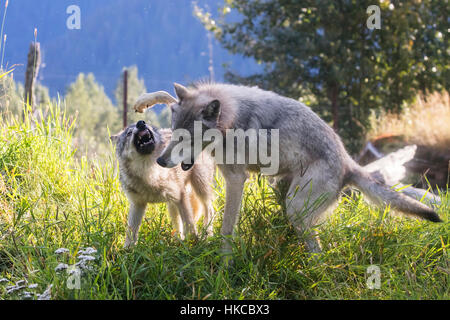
[{"xmin": 348, "ymin": 166, "xmax": 442, "ymax": 222}]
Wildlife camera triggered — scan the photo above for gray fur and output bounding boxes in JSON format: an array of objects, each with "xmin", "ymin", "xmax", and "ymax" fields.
[
  {"xmin": 112, "ymin": 122, "xmax": 215, "ymax": 247},
  {"xmin": 155, "ymin": 82, "xmax": 441, "ymax": 254}
]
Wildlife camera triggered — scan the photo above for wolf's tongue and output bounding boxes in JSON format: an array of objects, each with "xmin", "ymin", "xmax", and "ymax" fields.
[
  {"xmin": 181, "ymin": 162, "xmax": 194, "ymax": 171},
  {"xmin": 138, "ymin": 130, "xmax": 148, "ymax": 137},
  {"xmin": 138, "ymin": 130, "xmax": 152, "ymax": 144}
]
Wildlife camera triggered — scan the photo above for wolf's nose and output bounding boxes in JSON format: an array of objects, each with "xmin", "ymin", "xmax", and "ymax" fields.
[
  {"xmin": 136, "ymin": 120, "xmax": 146, "ymax": 130},
  {"xmin": 156, "ymin": 157, "xmax": 167, "ymax": 167}
]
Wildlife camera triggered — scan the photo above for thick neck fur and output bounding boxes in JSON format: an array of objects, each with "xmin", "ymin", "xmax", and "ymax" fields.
[{"xmin": 190, "ymin": 83, "xmax": 239, "ymax": 133}]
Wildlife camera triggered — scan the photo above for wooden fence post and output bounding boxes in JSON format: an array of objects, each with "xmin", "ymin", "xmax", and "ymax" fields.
[
  {"xmin": 24, "ymin": 42, "xmax": 41, "ymax": 109},
  {"xmin": 123, "ymin": 69, "xmax": 128, "ymax": 128}
]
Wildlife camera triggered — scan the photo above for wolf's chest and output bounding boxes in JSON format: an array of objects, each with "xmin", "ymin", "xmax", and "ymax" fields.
[
  {"xmin": 140, "ymin": 181, "xmax": 173, "ymax": 203},
  {"xmin": 120, "ymin": 169, "xmax": 177, "ymax": 204}
]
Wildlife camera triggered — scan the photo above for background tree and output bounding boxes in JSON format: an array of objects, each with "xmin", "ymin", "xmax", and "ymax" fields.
[
  {"xmin": 34, "ymin": 82, "xmax": 51, "ymax": 107},
  {"xmin": 0, "ymin": 73, "xmax": 24, "ymax": 117},
  {"xmin": 158, "ymin": 107, "xmax": 172, "ymax": 128},
  {"xmin": 195, "ymin": 0, "xmax": 448, "ymax": 152},
  {"xmin": 65, "ymin": 73, "xmax": 120, "ymax": 155},
  {"xmin": 115, "ymin": 66, "xmax": 174, "ymax": 128},
  {"xmin": 114, "ymin": 65, "xmax": 161, "ymax": 128}
]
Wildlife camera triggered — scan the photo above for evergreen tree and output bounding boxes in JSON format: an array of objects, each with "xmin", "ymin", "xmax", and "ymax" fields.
[
  {"xmin": 158, "ymin": 107, "xmax": 171, "ymax": 129},
  {"xmin": 65, "ymin": 73, "xmax": 120, "ymax": 153},
  {"xmin": 114, "ymin": 65, "xmax": 160, "ymax": 128},
  {"xmin": 0, "ymin": 73, "xmax": 24, "ymax": 117},
  {"xmin": 35, "ymin": 82, "xmax": 51, "ymax": 108},
  {"xmin": 195, "ymin": 0, "xmax": 448, "ymax": 152}
]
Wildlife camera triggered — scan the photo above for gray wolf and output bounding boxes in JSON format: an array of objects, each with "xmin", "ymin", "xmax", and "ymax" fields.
[
  {"xmin": 133, "ymin": 83, "xmax": 442, "ymax": 254},
  {"xmin": 111, "ymin": 120, "xmax": 215, "ymax": 247}
]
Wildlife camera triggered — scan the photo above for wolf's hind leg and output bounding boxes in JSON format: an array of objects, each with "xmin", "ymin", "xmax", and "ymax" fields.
[
  {"xmin": 190, "ymin": 173, "xmax": 216, "ymax": 237},
  {"xmin": 196, "ymin": 191, "xmax": 215, "ymax": 237},
  {"xmin": 168, "ymin": 202, "xmax": 185, "ymax": 239},
  {"xmin": 203, "ymin": 201, "xmax": 215, "ymax": 237},
  {"xmin": 286, "ymin": 167, "xmax": 339, "ymax": 253},
  {"xmin": 189, "ymin": 190, "xmax": 203, "ymax": 223},
  {"xmin": 175, "ymin": 194, "xmax": 198, "ymax": 238}
]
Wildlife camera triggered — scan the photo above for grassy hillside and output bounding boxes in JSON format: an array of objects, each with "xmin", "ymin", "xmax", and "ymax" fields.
[{"xmin": 0, "ymin": 105, "xmax": 448, "ymax": 300}]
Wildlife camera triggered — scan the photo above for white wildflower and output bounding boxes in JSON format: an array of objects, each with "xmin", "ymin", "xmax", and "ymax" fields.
[
  {"xmin": 75, "ymin": 260, "xmax": 94, "ymax": 271},
  {"xmin": 78, "ymin": 247, "xmax": 97, "ymax": 255},
  {"xmin": 28, "ymin": 284, "xmax": 38, "ymax": 289},
  {"xmin": 55, "ymin": 263, "xmax": 69, "ymax": 272},
  {"xmin": 6, "ymin": 284, "xmax": 26, "ymax": 294},
  {"xmin": 77, "ymin": 255, "xmax": 96, "ymax": 262},
  {"xmin": 20, "ymin": 291, "xmax": 33, "ymax": 299},
  {"xmin": 37, "ymin": 284, "xmax": 53, "ymax": 300},
  {"xmin": 67, "ymin": 265, "xmax": 81, "ymax": 275},
  {"xmin": 55, "ymin": 248, "xmax": 70, "ymax": 254},
  {"xmin": 15, "ymin": 280, "xmax": 26, "ymax": 286}
]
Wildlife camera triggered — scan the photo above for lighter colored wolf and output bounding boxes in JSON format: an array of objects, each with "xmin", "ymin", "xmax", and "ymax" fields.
[
  {"xmin": 134, "ymin": 83, "xmax": 442, "ymax": 254},
  {"xmin": 111, "ymin": 120, "xmax": 215, "ymax": 247}
]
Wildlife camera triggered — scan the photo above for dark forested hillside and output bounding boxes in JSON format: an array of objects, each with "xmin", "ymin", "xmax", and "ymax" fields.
[{"xmin": 4, "ymin": 0, "xmax": 260, "ymax": 100}]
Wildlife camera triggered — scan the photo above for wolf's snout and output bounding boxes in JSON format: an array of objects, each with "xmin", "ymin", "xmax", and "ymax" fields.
[
  {"xmin": 157, "ymin": 157, "xmax": 167, "ymax": 167},
  {"xmin": 133, "ymin": 121, "xmax": 155, "ymax": 155},
  {"xmin": 136, "ymin": 120, "xmax": 146, "ymax": 130}
]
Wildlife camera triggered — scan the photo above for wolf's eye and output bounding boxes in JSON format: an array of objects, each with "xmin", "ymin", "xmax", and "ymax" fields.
[{"xmin": 127, "ymin": 130, "xmax": 132, "ymax": 137}]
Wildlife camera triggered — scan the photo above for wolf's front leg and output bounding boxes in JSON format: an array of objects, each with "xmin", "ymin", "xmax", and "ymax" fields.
[
  {"xmin": 124, "ymin": 202, "xmax": 147, "ymax": 248},
  {"xmin": 219, "ymin": 166, "xmax": 248, "ymax": 258}
]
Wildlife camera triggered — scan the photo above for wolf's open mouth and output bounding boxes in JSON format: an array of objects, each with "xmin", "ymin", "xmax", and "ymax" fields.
[{"xmin": 134, "ymin": 128, "xmax": 155, "ymax": 154}]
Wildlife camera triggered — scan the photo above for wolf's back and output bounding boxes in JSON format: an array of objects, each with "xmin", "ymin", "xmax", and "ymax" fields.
[{"xmin": 348, "ymin": 166, "xmax": 442, "ymax": 222}]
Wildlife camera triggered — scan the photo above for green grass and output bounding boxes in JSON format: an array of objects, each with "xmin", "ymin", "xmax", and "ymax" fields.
[{"xmin": 0, "ymin": 104, "xmax": 448, "ymax": 300}]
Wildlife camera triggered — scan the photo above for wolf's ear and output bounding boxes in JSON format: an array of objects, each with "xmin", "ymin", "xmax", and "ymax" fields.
[
  {"xmin": 173, "ymin": 83, "xmax": 189, "ymax": 100},
  {"xmin": 110, "ymin": 134, "xmax": 119, "ymax": 145},
  {"xmin": 201, "ymin": 100, "xmax": 221, "ymax": 126}
]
